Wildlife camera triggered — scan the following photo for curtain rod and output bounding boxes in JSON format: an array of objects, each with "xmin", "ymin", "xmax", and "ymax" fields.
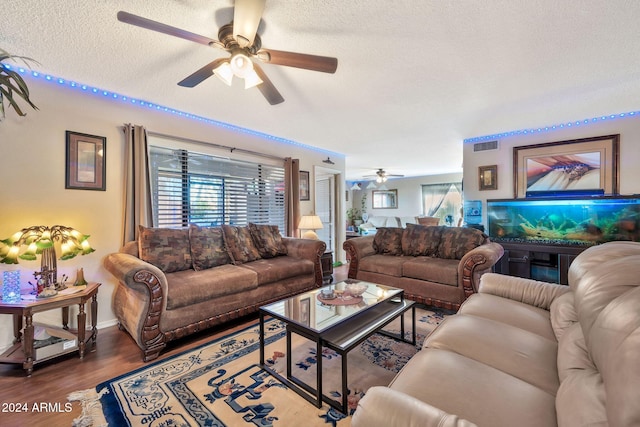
[{"xmin": 147, "ymin": 131, "xmax": 285, "ymax": 162}]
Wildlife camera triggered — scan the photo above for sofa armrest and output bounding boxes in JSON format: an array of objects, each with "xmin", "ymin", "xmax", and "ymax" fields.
[
  {"xmin": 343, "ymin": 235, "xmax": 376, "ymax": 279},
  {"xmin": 282, "ymin": 238, "xmax": 326, "ymax": 286},
  {"xmin": 458, "ymin": 242, "xmax": 505, "ymax": 298},
  {"xmin": 352, "ymin": 387, "xmax": 477, "ymax": 427},
  {"xmin": 479, "ymin": 272, "xmax": 570, "ymax": 310},
  {"xmin": 103, "ymin": 252, "xmax": 169, "ymax": 360}
]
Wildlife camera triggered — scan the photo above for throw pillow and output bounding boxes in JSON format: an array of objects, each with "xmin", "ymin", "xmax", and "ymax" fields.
[
  {"xmin": 137, "ymin": 225, "xmax": 192, "ymax": 273},
  {"xmin": 248, "ymin": 223, "xmax": 287, "ymax": 258},
  {"xmin": 221, "ymin": 225, "xmax": 262, "ymax": 264},
  {"xmin": 188, "ymin": 225, "xmax": 231, "ymax": 271},
  {"xmin": 438, "ymin": 227, "xmax": 488, "ymax": 260},
  {"xmin": 373, "ymin": 227, "xmax": 404, "ymax": 255},
  {"xmin": 401, "ymin": 223, "xmax": 444, "ymax": 256}
]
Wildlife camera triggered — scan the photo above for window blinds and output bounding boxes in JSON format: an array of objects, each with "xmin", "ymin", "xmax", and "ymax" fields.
[{"xmin": 149, "ymin": 146, "xmax": 285, "ymax": 230}]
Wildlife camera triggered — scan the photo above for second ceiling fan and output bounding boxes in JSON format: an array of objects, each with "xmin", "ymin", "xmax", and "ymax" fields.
[
  {"xmin": 117, "ymin": 0, "xmax": 338, "ymax": 105},
  {"xmin": 364, "ymin": 169, "xmax": 405, "ymax": 183}
]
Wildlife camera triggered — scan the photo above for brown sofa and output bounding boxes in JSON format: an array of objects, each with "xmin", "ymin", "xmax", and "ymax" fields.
[
  {"xmin": 343, "ymin": 225, "xmax": 504, "ymax": 309},
  {"xmin": 104, "ymin": 224, "xmax": 325, "ymax": 361},
  {"xmin": 352, "ymin": 241, "xmax": 640, "ymax": 427}
]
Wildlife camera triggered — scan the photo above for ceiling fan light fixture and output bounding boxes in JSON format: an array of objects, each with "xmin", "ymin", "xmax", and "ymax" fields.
[
  {"xmin": 243, "ymin": 69, "xmax": 263, "ymax": 89},
  {"xmin": 230, "ymin": 51, "xmax": 254, "ymax": 78},
  {"xmin": 213, "ymin": 61, "xmax": 234, "ymax": 86}
]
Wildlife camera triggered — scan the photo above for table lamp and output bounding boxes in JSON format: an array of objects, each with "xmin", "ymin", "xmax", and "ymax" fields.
[
  {"xmin": 298, "ymin": 215, "xmax": 323, "ymax": 240},
  {"xmin": 0, "ymin": 225, "xmax": 95, "ymax": 290}
]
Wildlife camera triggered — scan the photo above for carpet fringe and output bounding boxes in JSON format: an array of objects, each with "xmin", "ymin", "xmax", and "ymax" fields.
[{"xmin": 67, "ymin": 388, "xmax": 109, "ymax": 427}]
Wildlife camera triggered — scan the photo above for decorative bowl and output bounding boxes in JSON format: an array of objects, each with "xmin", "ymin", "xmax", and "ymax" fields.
[{"xmin": 345, "ymin": 282, "xmax": 368, "ymax": 297}]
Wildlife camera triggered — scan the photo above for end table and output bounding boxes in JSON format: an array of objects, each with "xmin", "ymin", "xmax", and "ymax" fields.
[
  {"xmin": 0, "ymin": 282, "xmax": 100, "ymax": 376},
  {"xmin": 321, "ymin": 251, "xmax": 333, "ymax": 284}
]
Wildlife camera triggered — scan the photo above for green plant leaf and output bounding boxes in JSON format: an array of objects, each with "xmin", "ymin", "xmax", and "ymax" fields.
[{"xmin": 0, "ymin": 49, "xmax": 39, "ymax": 119}]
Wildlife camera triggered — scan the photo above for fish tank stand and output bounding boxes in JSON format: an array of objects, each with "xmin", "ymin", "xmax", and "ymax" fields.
[
  {"xmin": 488, "ymin": 195, "xmax": 640, "ymax": 284},
  {"xmin": 493, "ymin": 242, "xmax": 584, "ymax": 285}
]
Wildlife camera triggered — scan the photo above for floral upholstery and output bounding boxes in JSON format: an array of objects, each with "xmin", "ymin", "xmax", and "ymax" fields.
[
  {"xmin": 188, "ymin": 225, "xmax": 231, "ymax": 271},
  {"xmin": 221, "ymin": 225, "xmax": 262, "ymax": 264},
  {"xmin": 138, "ymin": 225, "xmax": 192, "ymax": 273},
  {"xmin": 401, "ymin": 224, "xmax": 443, "ymax": 256},
  {"xmin": 373, "ymin": 227, "xmax": 404, "ymax": 255},
  {"xmin": 248, "ymin": 223, "xmax": 287, "ymax": 258},
  {"xmin": 437, "ymin": 227, "xmax": 488, "ymax": 260}
]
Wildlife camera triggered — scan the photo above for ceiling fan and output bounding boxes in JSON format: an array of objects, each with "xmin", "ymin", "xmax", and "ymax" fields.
[
  {"xmin": 117, "ymin": 0, "xmax": 338, "ymax": 105},
  {"xmin": 364, "ymin": 169, "xmax": 405, "ymax": 183}
]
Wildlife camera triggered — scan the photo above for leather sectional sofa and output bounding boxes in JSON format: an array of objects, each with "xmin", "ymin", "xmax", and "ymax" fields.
[
  {"xmin": 352, "ymin": 241, "xmax": 640, "ymax": 427},
  {"xmin": 343, "ymin": 225, "xmax": 504, "ymax": 309},
  {"xmin": 104, "ymin": 224, "xmax": 325, "ymax": 361}
]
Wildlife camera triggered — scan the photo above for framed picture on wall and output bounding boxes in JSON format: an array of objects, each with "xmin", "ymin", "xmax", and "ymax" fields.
[
  {"xmin": 513, "ymin": 134, "xmax": 619, "ymax": 198},
  {"xmin": 478, "ymin": 165, "xmax": 498, "ymax": 191},
  {"xmin": 65, "ymin": 130, "xmax": 106, "ymax": 191},
  {"xmin": 299, "ymin": 170, "xmax": 310, "ymax": 201},
  {"xmin": 372, "ymin": 189, "xmax": 398, "ymax": 209}
]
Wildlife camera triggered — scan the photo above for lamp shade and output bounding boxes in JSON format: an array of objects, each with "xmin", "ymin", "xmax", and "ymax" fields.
[{"xmin": 298, "ymin": 215, "xmax": 323, "ymax": 240}]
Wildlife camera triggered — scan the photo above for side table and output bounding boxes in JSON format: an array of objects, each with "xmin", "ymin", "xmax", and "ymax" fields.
[
  {"xmin": 0, "ymin": 282, "xmax": 100, "ymax": 376},
  {"xmin": 320, "ymin": 251, "xmax": 333, "ymax": 284}
]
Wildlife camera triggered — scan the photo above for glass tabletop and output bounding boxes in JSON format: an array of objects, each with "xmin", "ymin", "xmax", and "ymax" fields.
[{"xmin": 260, "ymin": 280, "xmax": 403, "ymax": 333}]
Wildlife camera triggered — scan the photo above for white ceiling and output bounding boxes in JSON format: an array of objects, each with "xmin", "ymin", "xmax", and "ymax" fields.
[{"xmin": 4, "ymin": 1, "xmax": 640, "ymax": 180}]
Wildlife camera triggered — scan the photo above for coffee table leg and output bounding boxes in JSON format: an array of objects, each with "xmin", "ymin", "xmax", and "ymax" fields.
[
  {"xmin": 411, "ymin": 304, "xmax": 416, "ymax": 346},
  {"xmin": 259, "ymin": 312, "xmax": 265, "ymax": 366},
  {"xmin": 316, "ymin": 338, "xmax": 323, "ymax": 408},
  {"xmin": 342, "ymin": 350, "xmax": 348, "ymax": 413}
]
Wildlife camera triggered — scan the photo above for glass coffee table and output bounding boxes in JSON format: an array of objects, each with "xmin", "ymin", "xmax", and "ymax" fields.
[{"xmin": 259, "ymin": 280, "xmax": 415, "ymax": 414}]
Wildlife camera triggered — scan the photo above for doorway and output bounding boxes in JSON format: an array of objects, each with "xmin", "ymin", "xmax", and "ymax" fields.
[{"xmin": 314, "ymin": 167, "xmax": 340, "ymax": 255}]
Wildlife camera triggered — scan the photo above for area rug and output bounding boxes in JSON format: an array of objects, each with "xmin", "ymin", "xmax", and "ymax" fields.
[{"xmin": 69, "ymin": 305, "xmax": 452, "ymax": 427}]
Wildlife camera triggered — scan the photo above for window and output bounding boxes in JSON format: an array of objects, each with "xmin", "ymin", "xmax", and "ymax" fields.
[
  {"xmin": 422, "ymin": 182, "xmax": 462, "ymax": 226},
  {"xmin": 149, "ymin": 146, "xmax": 285, "ymax": 229}
]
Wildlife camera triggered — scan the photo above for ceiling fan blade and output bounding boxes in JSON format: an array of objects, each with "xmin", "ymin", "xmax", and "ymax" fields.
[
  {"xmin": 253, "ymin": 64, "xmax": 284, "ymax": 105},
  {"xmin": 258, "ymin": 49, "xmax": 337, "ymax": 73},
  {"xmin": 233, "ymin": 0, "xmax": 266, "ymax": 47},
  {"xmin": 178, "ymin": 58, "xmax": 228, "ymax": 87},
  {"xmin": 117, "ymin": 11, "xmax": 217, "ymax": 47}
]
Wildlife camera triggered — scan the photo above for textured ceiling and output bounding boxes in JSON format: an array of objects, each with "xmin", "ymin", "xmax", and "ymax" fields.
[{"xmin": 4, "ymin": 1, "xmax": 640, "ymax": 180}]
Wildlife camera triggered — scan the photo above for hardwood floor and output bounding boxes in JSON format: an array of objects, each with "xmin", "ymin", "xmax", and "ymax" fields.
[{"xmin": 0, "ymin": 264, "xmax": 349, "ymax": 427}]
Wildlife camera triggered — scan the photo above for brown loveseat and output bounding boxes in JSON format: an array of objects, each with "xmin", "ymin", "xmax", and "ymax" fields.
[
  {"xmin": 104, "ymin": 224, "xmax": 325, "ymax": 361},
  {"xmin": 343, "ymin": 225, "xmax": 504, "ymax": 309},
  {"xmin": 352, "ymin": 241, "xmax": 640, "ymax": 427}
]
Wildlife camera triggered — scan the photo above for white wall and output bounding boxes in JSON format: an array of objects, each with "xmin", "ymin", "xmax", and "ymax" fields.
[
  {"xmin": 0, "ymin": 77, "xmax": 344, "ymax": 352},
  {"xmin": 463, "ymin": 115, "xmax": 640, "ymax": 226}
]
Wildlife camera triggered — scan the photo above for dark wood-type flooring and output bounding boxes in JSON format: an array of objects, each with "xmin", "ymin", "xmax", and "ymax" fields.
[{"xmin": 0, "ymin": 264, "xmax": 348, "ymax": 427}]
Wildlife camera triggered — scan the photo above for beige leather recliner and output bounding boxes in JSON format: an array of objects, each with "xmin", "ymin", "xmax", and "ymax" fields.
[{"xmin": 352, "ymin": 241, "xmax": 640, "ymax": 427}]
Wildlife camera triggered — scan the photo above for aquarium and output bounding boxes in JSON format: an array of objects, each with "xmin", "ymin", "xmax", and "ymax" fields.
[{"xmin": 487, "ymin": 196, "xmax": 640, "ymax": 246}]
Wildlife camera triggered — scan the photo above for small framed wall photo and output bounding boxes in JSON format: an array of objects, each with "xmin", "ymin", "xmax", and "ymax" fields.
[
  {"xmin": 479, "ymin": 165, "xmax": 498, "ymax": 191},
  {"xmin": 65, "ymin": 131, "xmax": 106, "ymax": 191},
  {"xmin": 299, "ymin": 170, "xmax": 310, "ymax": 201}
]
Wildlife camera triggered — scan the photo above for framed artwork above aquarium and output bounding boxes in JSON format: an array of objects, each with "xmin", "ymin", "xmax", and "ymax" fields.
[
  {"xmin": 513, "ymin": 134, "xmax": 619, "ymax": 199},
  {"xmin": 487, "ymin": 195, "xmax": 640, "ymax": 247}
]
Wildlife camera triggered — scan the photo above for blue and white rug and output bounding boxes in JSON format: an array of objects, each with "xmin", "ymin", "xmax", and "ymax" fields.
[{"xmin": 69, "ymin": 306, "xmax": 451, "ymax": 427}]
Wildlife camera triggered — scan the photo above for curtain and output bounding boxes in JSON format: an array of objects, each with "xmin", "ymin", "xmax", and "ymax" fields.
[
  {"xmin": 121, "ymin": 124, "xmax": 153, "ymax": 245},
  {"xmin": 422, "ymin": 183, "xmax": 453, "ymax": 216},
  {"xmin": 284, "ymin": 158, "xmax": 300, "ymax": 237}
]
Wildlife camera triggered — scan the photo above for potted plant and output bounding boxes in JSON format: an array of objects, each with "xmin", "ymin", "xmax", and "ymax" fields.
[
  {"xmin": 346, "ymin": 208, "xmax": 361, "ymax": 226},
  {"xmin": 0, "ymin": 48, "xmax": 38, "ymax": 120}
]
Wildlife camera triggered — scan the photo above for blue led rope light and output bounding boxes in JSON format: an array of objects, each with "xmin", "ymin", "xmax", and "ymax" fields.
[
  {"xmin": 464, "ymin": 110, "xmax": 640, "ymax": 143},
  {"xmin": 2, "ymin": 63, "xmax": 340, "ymax": 156}
]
